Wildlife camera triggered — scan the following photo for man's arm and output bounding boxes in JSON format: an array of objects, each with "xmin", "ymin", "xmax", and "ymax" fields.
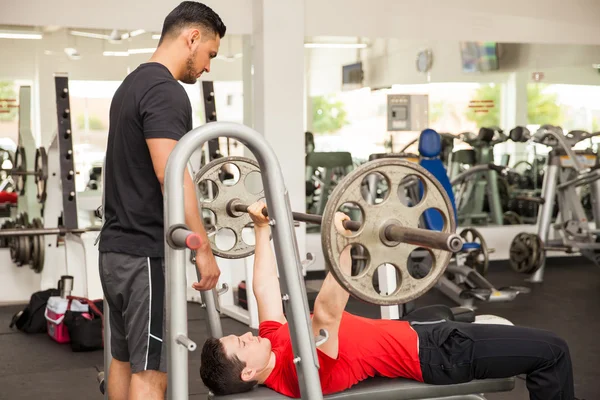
[
  {"xmin": 247, "ymin": 202, "xmax": 286, "ymax": 324},
  {"xmin": 146, "ymin": 138, "xmax": 220, "ymax": 290},
  {"xmin": 311, "ymin": 212, "xmax": 353, "ymax": 359}
]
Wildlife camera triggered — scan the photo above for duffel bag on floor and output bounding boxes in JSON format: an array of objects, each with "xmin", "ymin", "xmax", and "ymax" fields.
[{"xmin": 63, "ymin": 296, "xmax": 104, "ymax": 352}]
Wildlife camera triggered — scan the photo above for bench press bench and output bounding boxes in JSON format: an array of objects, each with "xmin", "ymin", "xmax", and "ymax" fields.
[{"xmin": 209, "ymin": 377, "xmax": 515, "ymax": 400}]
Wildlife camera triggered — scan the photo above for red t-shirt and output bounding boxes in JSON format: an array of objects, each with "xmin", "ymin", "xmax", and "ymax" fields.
[{"xmin": 259, "ymin": 311, "xmax": 422, "ymax": 398}]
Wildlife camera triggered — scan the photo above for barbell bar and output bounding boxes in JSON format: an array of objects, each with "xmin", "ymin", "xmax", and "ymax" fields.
[
  {"xmin": 230, "ymin": 202, "xmax": 463, "ymax": 253},
  {"xmin": 0, "ymin": 226, "xmax": 102, "ymax": 237}
]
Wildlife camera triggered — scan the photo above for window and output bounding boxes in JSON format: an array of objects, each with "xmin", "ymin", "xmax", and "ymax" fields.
[
  {"xmin": 69, "ymin": 80, "xmax": 121, "ymax": 191},
  {"xmin": 527, "ymin": 83, "xmax": 600, "ymax": 150}
]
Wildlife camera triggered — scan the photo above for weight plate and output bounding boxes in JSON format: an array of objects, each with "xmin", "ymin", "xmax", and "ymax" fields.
[
  {"xmin": 321, "ymin": 158, "xmax": 456, "ymax": 306},
  {"xmin": 503, "ymin": 211, "xmax": 523, "ymax": 225},
  {"xmin": 459, "ymin": 228, "xmax": 489, "ymax": 275},
  {"xmin": 13, "ymin": 146, "xmax": 26, "ymax": 195},
  {"xmin": 9, "ymin": 235, "xmax": 18, "ymax": 263},
  {"xmin": 509, "ymin": 232, "xmax": 545, "ymax": 274},
  {"xmin": 194, "ymin": 156, "xmax": 264, "ymax": 259},
  {"xmin": 17, "ymin": 236, "xmax": 28, "ymax": 266},
  {"xmin": 35, "ymin": 147, "xmax": 48, "ymax": 203},
  {"xmin": 31, "ymin": 218, "xmax": 44, "ymax": 273},
  {"xmin": 0, "ymin": 220, "xmax": 14, "ymax": 247},
  {"xmin": 22, "ymin": 230, "xmax": 32, "ymax": 267}
]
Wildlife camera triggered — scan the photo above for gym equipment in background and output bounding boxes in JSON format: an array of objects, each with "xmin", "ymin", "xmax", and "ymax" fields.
[
  {"xmin": 415, "ymin": 129, "xmax": 528, "ymax": 308},
  {"xmin": 450, "ymin": 127, "xmax": 510, "ymax": 226},
  {"xmin": 305, "ymin": 151, "xmax": 354, "ymax": 218},
  {"xmin": 509, "ymin": 125, "xmax": 600, "ymax": 282}
]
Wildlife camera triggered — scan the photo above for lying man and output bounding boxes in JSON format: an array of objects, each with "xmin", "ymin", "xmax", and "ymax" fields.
[{"xmin": 201, "ymin": 201, "xmax": 575, "ymax": 400}]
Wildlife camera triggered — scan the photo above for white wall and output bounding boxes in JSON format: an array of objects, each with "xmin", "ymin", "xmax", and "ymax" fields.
[
  {"xmin": 4, "ymin": 0, "xmax": 600, "ymax": 45},
  {"xmin": 307, "ymin": 41, "xmax": 600, "ymax": 95},
  {"xmin": 0, "ymin": 0, "xmax": 253, "ymax": 35},
  {"xmin": 305, "ymin": 0, "xmax": 600, "ymax": 45}
]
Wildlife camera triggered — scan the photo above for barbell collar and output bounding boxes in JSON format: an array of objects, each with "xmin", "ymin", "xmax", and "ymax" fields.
[
  {"xmin": 167, "ymin": 225, "xmax": 204, "ymax": 250},
  {"xmin": 383, "ymin": 223, "xmax": 463, "ymax": 253}
]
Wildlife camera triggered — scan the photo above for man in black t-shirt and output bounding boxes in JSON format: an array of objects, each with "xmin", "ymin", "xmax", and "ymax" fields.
[{"xmin": 98, "ymin": 2, "xmax": 226, "ymax": 398}]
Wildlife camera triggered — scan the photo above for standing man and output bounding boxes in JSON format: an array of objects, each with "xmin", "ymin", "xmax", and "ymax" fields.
[{"xmin": 99, "ymin": 2, "xmax": 226, "ymax": 399}]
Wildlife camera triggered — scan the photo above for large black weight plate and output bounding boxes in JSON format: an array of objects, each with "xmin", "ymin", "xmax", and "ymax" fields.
[
  {"xmin": 509, "ymin": 232, "xmax": 544, "ymax": 274},
  {"xmin": 31, "ymin": 218, "xmax": 44, "ymax": 273},
  {"xmin": 13, "ymin": 146, "xmax": 26, "ymax": 195},
  {"xmin": 35, "ymin": 147, "xmax": 48, "ymax": 203},
  {"xmin": 459, "ymin": 228, "xmax": 489, "ymax": 275}
]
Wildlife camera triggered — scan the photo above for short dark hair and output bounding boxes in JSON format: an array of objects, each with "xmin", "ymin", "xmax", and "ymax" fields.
[
  {"xmin": 159, "ymin": 1, "xmax": 226, "ymax": 45},
  {"xmin": 200, "ymin": 338, "xmax": 258, "ymax": 395}
]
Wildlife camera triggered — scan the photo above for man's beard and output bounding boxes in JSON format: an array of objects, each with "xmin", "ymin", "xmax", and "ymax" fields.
[{"xmin": 182, "ymin": 49, "xmax": 200, "ymax": 84}]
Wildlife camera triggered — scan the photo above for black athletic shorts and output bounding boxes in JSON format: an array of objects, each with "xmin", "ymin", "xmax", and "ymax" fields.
[{"xmin": 99, "ymin": 252, "xmax": 166, "ymax": 374}]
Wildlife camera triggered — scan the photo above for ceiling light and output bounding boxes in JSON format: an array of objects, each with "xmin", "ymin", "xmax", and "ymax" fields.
[
  {"xmin": 0, "ymin": 31, "xmax": 42, "ymax": 40},
  {"xmin": 103, "ymin": 51, "xmax": 129, "ymax": 57},
  {"xmin": 304, "ymin": 43, "xmax": 367, "ymax": 49},
  {"xmin": 64, "ymin": 47, "xmax": 81, "ymax": 60},
  {"xmin": 127, "ymin": 48, "xmax": 156, "ymax": 55},
  {"xmin": 103, "ymin": 48, "xmax": 156, "ymax": 57},
  {"xmin": 129, "ymin": 29, "xmax": 146, "ymax": 38},
  {"xmin": 152, "ymin": 34, "xmax": 161, "ymax": 40}
]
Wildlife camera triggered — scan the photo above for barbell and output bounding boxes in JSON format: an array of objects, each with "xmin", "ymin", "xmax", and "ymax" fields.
[
  {"xmin": 4, "ymin": 146, "xmax": 49, "ymax": 202},
  {"xmin": 195, "ymin": 156, "xmax": 461, "ymax": 305},
  {"xmin": 0, "ymin": 214, "xmax": 102, "ymax": 273},
  {"xmin": 229, "ymin": 202, "xmax": 462, "ymax": 253}
]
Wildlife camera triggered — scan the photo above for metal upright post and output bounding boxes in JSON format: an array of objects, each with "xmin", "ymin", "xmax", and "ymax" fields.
[
  {"xmin": 530, "ymin": 153, "xmax": 560, "ymax": 283},
  {"xmin": 164, "ymin": 122, "xmax": 323, "ymax": 400},
  {"xmin": 590, "ymin": 174, "xmax": 600, "ymax": 227},
  {"xmin": 103, "ymin": 299, "xmax": 111, "ymax": 400},
  {"xmin": 486, "ymin": 168, "xmax": 504, "ymax": 225}
]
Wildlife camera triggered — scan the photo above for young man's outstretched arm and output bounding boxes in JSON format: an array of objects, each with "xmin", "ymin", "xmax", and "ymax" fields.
[
  {"xmin": 311, "ymin": 213, "xmax": 353, "ymax": 359},
  {"xmin": 247, "ymin": 202, "xmax": 287, "ymax": 324}
]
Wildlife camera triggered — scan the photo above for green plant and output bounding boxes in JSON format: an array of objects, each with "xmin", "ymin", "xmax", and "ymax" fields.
[
  {"xmin": 311, "ymin": 95, "xmax": 348, "ymax": 134},
  {"xmin": 527, "ymin": 84, "xmax": 563, "ymax": 126}
]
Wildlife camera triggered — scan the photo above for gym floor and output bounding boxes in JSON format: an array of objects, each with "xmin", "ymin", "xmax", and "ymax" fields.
[{"xmin": 0, "ymin": 258, "xmax": 597, "ymax": 400}]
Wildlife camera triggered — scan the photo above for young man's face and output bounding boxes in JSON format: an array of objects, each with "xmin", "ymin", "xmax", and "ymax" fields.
[
  {"xmin": 220, "ymin": 332, "xmax": 272, "ymax": 381},
  {"xmin": 181, "ymin": 32, "xmax": 220, "ymax": 84}
]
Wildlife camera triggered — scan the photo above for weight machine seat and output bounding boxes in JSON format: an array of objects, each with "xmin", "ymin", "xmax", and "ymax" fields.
[
  {"xmin": 208, "ymin": 377, "xmax": 515, "ymax": 400},
  {"xmin": 418, "ymin": 130, "xmax": 457, "ymax": 232},
  {"xmin": 461, "ymin": 242, "xmax": 481, "ymax": 251},
  {"xmin": 417, "ymin": 129, "xmax": 481, "ymax": 253}
]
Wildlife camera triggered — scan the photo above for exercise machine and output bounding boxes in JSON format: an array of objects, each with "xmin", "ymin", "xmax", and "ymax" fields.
[
  {"xmin": 509, "ymin": 125, "xmax": 600, "ymax": 283},
  {"xmin": 414, "ymin": 129, "xmax": 528, "ymax": 308},
  {"xmin": 450, "ymin": 127, "xmax": 510, "ymax": 226},
  {"xmin": 106, "ymin": 121, "xmax": 515, "ymax": 400}
]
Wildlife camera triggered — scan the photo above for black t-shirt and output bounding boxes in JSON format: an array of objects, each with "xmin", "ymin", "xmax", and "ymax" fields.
[{"xmin": 99, "ymin": 62, "xmax": 192, "ymax": 257}]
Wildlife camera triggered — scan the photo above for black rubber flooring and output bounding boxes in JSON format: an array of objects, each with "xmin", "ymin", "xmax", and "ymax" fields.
[{"xmin": 0, "ymin": 258, "xmax": 598, "ymax": 400}]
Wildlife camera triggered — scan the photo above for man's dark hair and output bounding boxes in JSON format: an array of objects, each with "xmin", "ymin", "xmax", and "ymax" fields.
[
  {"xmin": 159, "ymin": 1, "xmax": 226, "ymax": 45},
  {"xmin": 200, "ymin": 338, "xmax": 258, "ymax": 395}
]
